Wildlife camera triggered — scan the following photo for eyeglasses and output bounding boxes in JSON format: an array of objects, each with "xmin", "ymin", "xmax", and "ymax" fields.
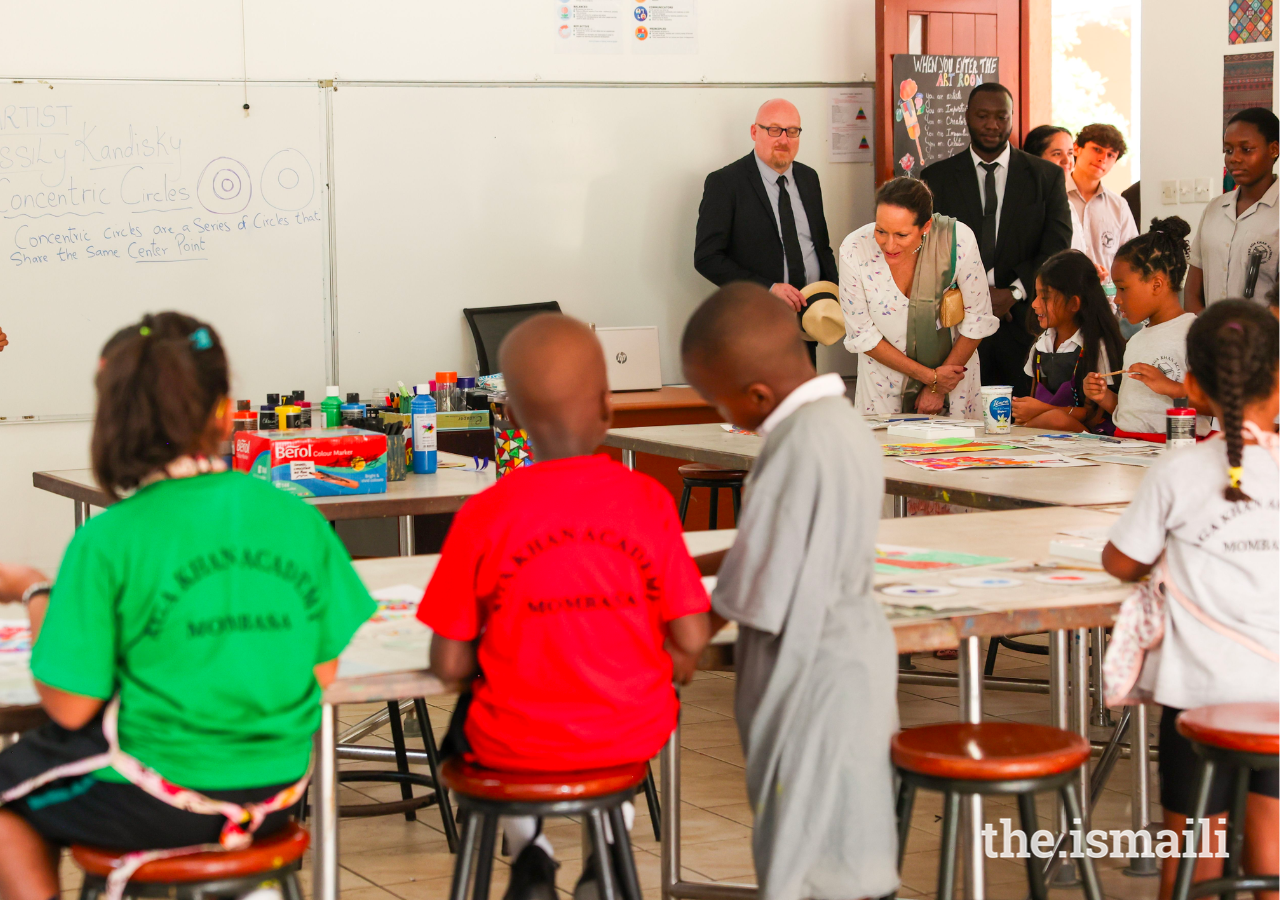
[{"xmin": 756, "ymin": 125, "xmax": 802, "ymax": 138}]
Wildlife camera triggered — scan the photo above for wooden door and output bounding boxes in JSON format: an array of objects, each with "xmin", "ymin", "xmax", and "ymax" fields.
[{"xmin": 876, "ymin": 0, "xmax": 1029, "ymax": 184}]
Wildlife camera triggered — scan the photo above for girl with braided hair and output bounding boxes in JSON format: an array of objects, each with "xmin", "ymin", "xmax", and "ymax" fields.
[
  {"xmin": 1084, "ymin": 216, "xmax": 1209, "ymax": 440},
  {"xmin": 1103, "ymin": 300, "xmax": 1278, "ymax": 900}
]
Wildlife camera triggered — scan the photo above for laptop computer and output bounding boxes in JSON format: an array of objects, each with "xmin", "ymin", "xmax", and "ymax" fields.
[{"xmin": 595, "ymin": 326, "xmax": 662, "ymax": 392}]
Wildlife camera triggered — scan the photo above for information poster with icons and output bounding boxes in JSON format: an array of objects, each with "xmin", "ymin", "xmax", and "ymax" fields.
[
  {"xmin": 828, "ymin": 87, "xmax": 874, "ymax": 163},
  {"xmin": 555, "ymin": 0, "xmax": 697, "ymax": 54}
]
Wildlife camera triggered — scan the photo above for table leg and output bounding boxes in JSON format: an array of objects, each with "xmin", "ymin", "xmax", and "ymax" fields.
[
  {"xmin": 622, "ymin": 449, "xmax": 636, "ymax": 470},
  {"xmin": 1072, "ymin": 629, "xmax": 1091, "ymax": 829},
  {"xmin": 1089, "ymin": 626, "xmax": 1111, "ymax": 727},
  {"xmin": 1124, "ymin": 703, "xmax": 1159, "ymax": 876},
  {"xmin": 660, "ymin": 722, "xmax": 680, "ymax": 900},
  {"xmin": 398, "ymin": 515, "xmax": 415, "ymax": 557},
  {"xmin": 892, "ymin": 494, "xmax": 908, "ymax": 518},
  {"xmin": 74, "ymin": 501, "xmax": 89, "ymax": 529},
  {"xmin": 1048, "ymin": 630, "xmax": 1079, "ymax": 886},
  {"xmin": 957, "ymin": 635, "xmax": 985, "ymax": 900},
  {"xmin": 314, "ymin": 702, "xmax": 340, "ymax": 900}
]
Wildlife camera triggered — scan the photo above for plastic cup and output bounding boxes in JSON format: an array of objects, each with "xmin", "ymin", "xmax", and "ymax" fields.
[{"xmin": 980, "ymin": 385, "xmax": 1013, "ymax": 434}]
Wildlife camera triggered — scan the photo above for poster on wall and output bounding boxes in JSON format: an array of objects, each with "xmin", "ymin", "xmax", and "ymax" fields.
[
  {"xmin": 555, "ymin": 1, "xmax": 626, "ymax": 54},
  {"xmin": 890, "ymin": 54, "xmax": 999, "ymax": 178},
  {"xmin": 829, "ymin": 88, "xmax": 874, "ymax": 163},
  {"xmin": 1223, "ymin": 51, "xmax": 1274, "ymax": 128},
  {"xmin": 1228, "ymin": 0, "xmax": 1273, "ymax": 44},
  {"xmin": 631, "ymin": 1, "xmax": 698, "ymax": 54},
  {"xmin": 556, "ymin": 0, "xmax": 696, "ymax": 54}
]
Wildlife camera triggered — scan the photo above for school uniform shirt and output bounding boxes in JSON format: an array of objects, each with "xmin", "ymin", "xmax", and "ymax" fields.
[
  {"xmin": 1067, "ymin": 178, "xmax": 1138, "ymax": 275},
  {"xmin": 840, "ymin": 220, "xmax": 999, "ymax": 418},
  {"xmin": 30, "ymin": 471, "xmax": 376, "ymax": 790},
  {"xmin": 1108, "ymin": 439, "xmax": 1279, "ymax": 709},
  {"xmin": 418, "ymin": 454, "xmax": 709, "ymax": 771},
  {"xmin": 1113, "ymin": 313, "xmax": 1209, "ymax": 436},
  {"xmin": 1190, "ymin": 179, "xmax": 1279, "ymax": 305},
  {"xmin": 1022, "ymin": 327, "xmax": 1113, "ymax": 387}
]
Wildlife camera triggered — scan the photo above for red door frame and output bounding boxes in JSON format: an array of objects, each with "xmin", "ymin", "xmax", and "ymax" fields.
[{"xmin": 875, "ymin": 0, "xmax": 1032, "ymax": 185}]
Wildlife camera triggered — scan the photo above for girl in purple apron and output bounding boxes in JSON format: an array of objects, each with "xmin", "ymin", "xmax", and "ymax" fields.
[{"xmin": 1012, "ymin": 249, "xmax": 1126, "ymax": 434}]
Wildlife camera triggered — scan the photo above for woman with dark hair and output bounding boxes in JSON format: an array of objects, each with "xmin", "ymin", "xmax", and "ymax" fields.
[
  {"xmin": 839, "ymin": 176, "xmax": 998, "ymax": 416},
  {"xmin": 1187, "ymin": 107, "xmax": 1279, "ymax": 310},
  {"xmin": 1024, "ymin": 124, "xmax": 1074, "ymax": 177},
  {"xmin": 1011, "ymin": 249, "xmax": 1126, "ymax": 432}
]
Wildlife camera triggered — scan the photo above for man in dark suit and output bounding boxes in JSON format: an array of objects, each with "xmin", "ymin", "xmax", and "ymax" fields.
[
  {"xmin": 921, "ymin": 84, "xmax": 1072, "ymax": 396},
  {"xmin": 694, "ymin": 99, "xmax": 839, "ymax": 319}
]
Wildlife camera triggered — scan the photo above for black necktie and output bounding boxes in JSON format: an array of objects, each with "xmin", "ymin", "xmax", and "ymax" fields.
[
  {"xmin": 979, "ymin": 161, "xmax": 999, "ymax": 268},
  {"xmin": 776, "ymin": 175, "xmax": 808, "ymax": 290}
]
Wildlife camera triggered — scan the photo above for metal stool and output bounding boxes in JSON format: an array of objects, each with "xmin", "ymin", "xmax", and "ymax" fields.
[
  {"xmin": 440, "ymin": 757, "xmax": 646, "ymax": 900},
  {"xmin": 73, "ymin": 820, "xmax": 307, "ymax": 900},
  {"xmin": 676, "ymin": 464, "xmax": 745, "ymax": 529},
  {"xmin": 890, "ymin": 722, "xmax": 1103, "ymax": 900},
  {"xmin": 1172, "ymin": 703, "xmax": 1280, "ymax": 900}
]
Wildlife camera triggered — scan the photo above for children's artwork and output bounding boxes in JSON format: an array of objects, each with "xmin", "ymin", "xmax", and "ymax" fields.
[
  {"xmin": 882, "ymin": 440, "xmax": 1017, "ymax": 457},
  {"xmin": 879, "ymin": 583, "xmax": 958, "ymax": 599},
  {"xmin": 949, "ymin": 575, "xmax": 1022, "ymax": 589},
  {"xmin": 1034, "ymin": 571, "xmax": 1112, "ymax": 586},
  {"xmin": 897, "ymin": 454, "xmax": 1096, "ymax": 472},
  {"xmin": 719, "ymin": 424, "xmax": 760, "ymax": 437},
  {"xmin": 1084, "ymin": 454, "xmax": 1156, "ymax": 467},
  {"xmin": 875, "ymin": 544, "xmax": 1010, "ymax": 574},
  {"xmin": 0, "ymin": 622, "xmax": 31, "ymax": 654},
  {"xmin": 369, "ymin": 584, "xmax": 422, "ymax": 620},
  {"xmin": 493, "ymin": 422, "xmax": 534, "ymax": 478},
  {"xmin": 1228, "ymin": 1, "xmax": 1273, "ymax": 44},
  {"xmin": 337, "ymin": 617, "xmax": 432, "ymax": 678}
]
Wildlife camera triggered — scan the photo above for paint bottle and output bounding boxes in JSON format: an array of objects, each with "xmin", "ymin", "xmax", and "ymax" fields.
[
  {"xmin": 289, "ymin": 391, "xmax": 311, "ymax": 428},
  {"xmin": 1166, "ymin": 403, "xmax": 1196, "ymax": 451},
  {"xmin": 341, "ymin": 393, "xmax": 364, "ymax": 425},
  {"xmin": 321, "ymin": 386, "xmax": 342, "ymax": 428},
  {"xmin": 411, "ymin": 384, "xmax": 438, "ymax": 475},
  {"xmin": 298, "ymin": 401, "xmax": 313, "ymax": 429}
]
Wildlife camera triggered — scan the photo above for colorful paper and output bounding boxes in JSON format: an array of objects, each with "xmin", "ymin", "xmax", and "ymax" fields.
[
  {"xmin": 875, "ymin": 544, "xmax": 1010, "ymax": 575},
  {"xmin": 0, "ymin": 622, "xmax": 31, "ymax": 654},
  {"xmin": 494, "ymin": 421, "xmax": 534, "ymax": 478},
  {"xmin": 719, "ymin": 424, "xmax": 760, "ymax": 437},
  {"xmin": 897, "ymin": 454, "xmax": 1096, "ymax": 472},
  {"xmin": 882, "ymin": 440, "xmax": 1017, "ymax": 457}
]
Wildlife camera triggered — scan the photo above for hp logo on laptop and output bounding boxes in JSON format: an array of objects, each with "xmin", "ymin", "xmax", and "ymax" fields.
[{"xmin": 616, "ymin": 352, "xmax": 628, "ymax": 364}]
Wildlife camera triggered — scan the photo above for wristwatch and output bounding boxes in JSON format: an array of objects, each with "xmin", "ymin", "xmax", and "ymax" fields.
[
  {"xmin": 21, "ymin": 581, "xmax": 52, "ymax": 607},
  {"xmin": 1010, "ymin": 284, "xmax": 1026, "ymax": 302}
]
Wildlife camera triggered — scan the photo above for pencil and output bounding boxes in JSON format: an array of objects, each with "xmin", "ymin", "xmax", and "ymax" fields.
[{"xmin": 1096, "ymin": 369, "xmax": 1134, "ymax": 378}]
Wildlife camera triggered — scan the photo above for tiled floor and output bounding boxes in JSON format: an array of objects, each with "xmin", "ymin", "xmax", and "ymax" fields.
[{"xmin": 57, "ymin": 641, "xmax": 1164, "ymax": 900}]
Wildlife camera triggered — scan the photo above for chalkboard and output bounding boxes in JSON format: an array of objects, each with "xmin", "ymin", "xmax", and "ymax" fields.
[{"xmin": 891, "ymin": 54, "xmax": 999, "ymax": 178}]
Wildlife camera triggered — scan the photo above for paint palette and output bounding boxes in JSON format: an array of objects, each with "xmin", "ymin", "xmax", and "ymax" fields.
[
  {"xmin": 879, "ymin": 584, "xmax": 958, "ymax": 598},
  {"xmin": 949, "ymin": 575, "xmax": 1022, "ymax": 589},
  {"xmin": 1034, "ymin": 572, "xmax": 1111, "ymax": 586}
]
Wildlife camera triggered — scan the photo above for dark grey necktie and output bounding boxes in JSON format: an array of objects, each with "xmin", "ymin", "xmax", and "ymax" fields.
[
  {"xmin": 776, "ymin": 175, "xmax": 808, "ymax": 290},
  {"xmin": 979, "ymin": 161, "xmax": 999, "ymax": 268}
]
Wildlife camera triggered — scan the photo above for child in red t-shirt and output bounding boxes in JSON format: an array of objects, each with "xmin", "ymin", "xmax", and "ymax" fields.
[{"xmin": 418, "ymin": 314, "xmax": 711, "ymax": 900}]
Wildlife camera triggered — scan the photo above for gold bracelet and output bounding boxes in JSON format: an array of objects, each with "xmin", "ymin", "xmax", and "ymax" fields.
[{"xmin": 929, "ymin": 370, "xmax": 939, "ymax": 393}]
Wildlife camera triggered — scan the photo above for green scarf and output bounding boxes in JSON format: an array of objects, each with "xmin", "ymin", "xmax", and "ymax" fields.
[{"xmin": 901, "ymin": 213, "xmax": 958, "ymax": 412}]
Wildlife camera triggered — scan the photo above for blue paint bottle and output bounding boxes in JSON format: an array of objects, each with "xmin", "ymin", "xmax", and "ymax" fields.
[{"xmin": 411, "ymin": 384, "xmax": 438, "ymax": 475}]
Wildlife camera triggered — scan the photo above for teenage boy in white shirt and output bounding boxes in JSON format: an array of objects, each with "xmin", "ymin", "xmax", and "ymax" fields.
[{"xmin": 1068, "ymin": 124, "xmax": 1139, "ymax": 283}]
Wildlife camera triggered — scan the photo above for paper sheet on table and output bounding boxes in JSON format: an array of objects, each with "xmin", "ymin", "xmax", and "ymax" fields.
[
  {"xmin": 337, "ymin": 617, "xmax": 433, "ymax": 678},
  {"xmin": 896, "ymin": 454, "xmax": 1096, "ymax": 472},
  {"xmin": 718, "ymin": 424, "xmax": 759, "ymax": 436},
  {"xmin": 875, "ymin": 544, "xmax": 1009, "ymax": 575},
  {"xmin": 1084, "ymin": 454, "xmax": 1156, "ymax": 467},
  {"xmin": 0, "ymin": 654, "xmax": 37, "ymax": 707},
  {"xmin": 882, "ymin": 440, "xmax": 1017, "ymax": 457},
  {"xmin": 875, "ymin": 559, "xmax": 1125, "ymax": 613},
  {"xmin": 370, "ymin": 583, "xmax": 424, "ymax": 619}
]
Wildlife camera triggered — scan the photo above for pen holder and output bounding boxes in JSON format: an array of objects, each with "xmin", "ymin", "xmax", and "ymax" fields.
[{"xmin": 386, "ymin": 432, "xmax": 407, "ymax": 481}]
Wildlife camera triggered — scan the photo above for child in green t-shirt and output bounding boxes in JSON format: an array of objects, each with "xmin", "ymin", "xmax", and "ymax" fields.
[{"xmin": 0, "ymin": 313, "xmax": 375, "ymax": 900}]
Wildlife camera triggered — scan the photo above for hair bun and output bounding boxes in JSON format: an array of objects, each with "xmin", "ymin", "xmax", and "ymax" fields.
[{"xmin": 1147, "ymin": 215, "xmax": 1191, "ymax": 242}]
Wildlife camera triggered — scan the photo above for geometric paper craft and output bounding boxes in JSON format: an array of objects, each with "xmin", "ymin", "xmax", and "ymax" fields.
[{"xmin": 1229, "ymin": 0, "xmax": 1273, "ymax": 44}]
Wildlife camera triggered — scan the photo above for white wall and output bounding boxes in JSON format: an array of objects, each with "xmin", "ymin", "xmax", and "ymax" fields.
[
  {"xmin": 1140, "ymin": 0, "xmax": 1278, "ymax": 236},
  {"xmin": 0, "ymin": 0, "xmax": 877, "ymax": 571}
]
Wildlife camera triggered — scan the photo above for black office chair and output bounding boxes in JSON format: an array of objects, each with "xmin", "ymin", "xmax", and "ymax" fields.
[{"xmin": 463, "ymin": 302, "xmax": 562, "ymax": 376}]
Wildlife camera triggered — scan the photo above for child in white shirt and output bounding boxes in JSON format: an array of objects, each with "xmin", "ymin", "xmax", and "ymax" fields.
[{"xmin": 1102, "ymin": 300, "xmax": 1278, "ymax": 900}]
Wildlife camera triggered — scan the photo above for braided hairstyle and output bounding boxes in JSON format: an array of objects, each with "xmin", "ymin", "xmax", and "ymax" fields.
[
  {"xmin": 1112, "ymin": 216, "xmax": 1191, "ymax": 290},
  {"xmin": 1185, "ymin": 301, "xmax": 1279, "ymax": 502},
  {"xmin": 92, "ymin": 312, "xmax": 229, "ymax": 500}
]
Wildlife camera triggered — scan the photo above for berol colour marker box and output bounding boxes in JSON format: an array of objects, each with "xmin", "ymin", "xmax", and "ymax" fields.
[{"xmin": 233, "ymin": 428, "xmax": 388, "ymax": 496}]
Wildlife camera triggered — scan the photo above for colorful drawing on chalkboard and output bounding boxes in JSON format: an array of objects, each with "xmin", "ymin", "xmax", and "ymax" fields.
[
  {"xmin": 895, "ymin": 79, "xmax": 927, "ymax": 174},
  {"xmin": 898, "ymin": 152, "xmax": 915, "ymax": 176}
]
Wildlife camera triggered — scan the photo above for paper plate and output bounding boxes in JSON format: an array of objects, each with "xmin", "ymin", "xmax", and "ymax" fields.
[
  {"xmin": 1035, "ymin": 571, "xmax": 1111, "ymax": 585},
  {"xmin": 880, "ymin": 584, "xmax": 959, "ymax": 598},
  {"xmin": 949, "ymin": 575, "xmax": 1023, "ymax": 589}
]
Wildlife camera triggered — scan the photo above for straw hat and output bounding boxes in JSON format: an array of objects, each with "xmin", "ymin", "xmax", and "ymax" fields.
[{"xmin": 799, "ymin": 281, "xmax": 844, "ymax": 346}]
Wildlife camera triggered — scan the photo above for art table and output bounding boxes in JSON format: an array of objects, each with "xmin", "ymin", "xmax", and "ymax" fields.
[
  {"xmin": 32, "ymin": 457, "xmax": 496, "ymax": 556},
  {"xmin": 601, "ymin": 422, "xmax": 1151, "ymax": 512}
]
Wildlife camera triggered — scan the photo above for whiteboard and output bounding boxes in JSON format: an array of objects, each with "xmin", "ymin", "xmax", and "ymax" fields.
[
  {"xmin": 331, "ymin": 84, "xmax": 874, "ymax": 390},
  {"xmin": 0, "ymin": 81, "xmax": 329, "ymax": 417}
]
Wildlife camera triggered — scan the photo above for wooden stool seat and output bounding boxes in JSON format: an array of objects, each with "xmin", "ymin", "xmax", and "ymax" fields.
[
  {"xmin": 676, "ymin": 463, "xmax": 747, "ymax": 482},
  {"xmin": 439, "ymin": 757, "xmax": 649, "ymax": 803},
  {"xmin": 892, "ymin": 722, "xmax": 1091, "ymax": 781},
  {"xmin": 72, "ymin": 821, "xmax": 308, "ymax": 883},
  {"xmin": 1177, "ymin": 702, "xmax": 1279, "ymax": 756}
]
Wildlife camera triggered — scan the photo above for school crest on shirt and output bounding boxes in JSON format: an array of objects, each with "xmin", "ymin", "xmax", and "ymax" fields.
[
  {"xmin": 1101, "ymin": 231, "xmax": 1115, "ymax": 249},
  {"xmin": 1248, "ymin": 240, "xmax": 1274, "ymax": 263},
  {"xmin": 1150, "ymin": 355, "xmax": 1184, "ymax": 381}
]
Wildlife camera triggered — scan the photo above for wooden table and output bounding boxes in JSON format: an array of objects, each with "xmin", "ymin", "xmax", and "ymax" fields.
[
  {"xmin": 602, "ymin": 422, "xmax": 1149, "ymax": 512},
  {"xmin": 32, "ymin": 461, "xmax": 496, "ymax": 556}
]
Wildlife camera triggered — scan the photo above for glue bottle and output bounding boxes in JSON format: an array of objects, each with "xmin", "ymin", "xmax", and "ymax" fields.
[
  {"xmin": 341, "ymin": 393, "xmax": 364, "ymax": 425},
  {"xmin": 321, "ymin": 386, "xmax": 342, "ymax": 428},
  {"xmin": 411, "ymin": 384, "xmax": 438, "ymax": 475}
]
